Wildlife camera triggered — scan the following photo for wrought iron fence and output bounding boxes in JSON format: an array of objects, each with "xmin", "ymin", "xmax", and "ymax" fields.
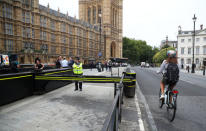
[{"xmin": 101, "ymin": 73, "xmax": 125, "ymax": 131}]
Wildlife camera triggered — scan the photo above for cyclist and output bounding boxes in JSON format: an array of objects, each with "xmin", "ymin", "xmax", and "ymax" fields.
[{"xmin": 157, "ymin": 50, "xmax": 180, "ymax": 100}]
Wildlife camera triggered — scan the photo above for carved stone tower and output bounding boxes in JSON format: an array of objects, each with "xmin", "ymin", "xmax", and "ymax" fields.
[{"xmin": 79, "ymin": 0, "xmax": 123, "ymax": 59}]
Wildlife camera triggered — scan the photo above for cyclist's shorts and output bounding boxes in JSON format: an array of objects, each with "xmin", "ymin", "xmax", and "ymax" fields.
[{"xmin": 162, "ymin": 77, "xmax": 177, "ymax": 86}]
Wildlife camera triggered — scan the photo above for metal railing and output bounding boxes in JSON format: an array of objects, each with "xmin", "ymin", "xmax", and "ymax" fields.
[{"xmin": 101, "ymin": 73, "xmax": 125, "ymax": 131}]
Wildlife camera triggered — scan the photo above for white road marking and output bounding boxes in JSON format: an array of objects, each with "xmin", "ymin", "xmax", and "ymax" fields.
[
  {"xmin": 134, "ymin": 94, "xmax": 145, "ymax": 131},
  {"xmin": 132, "ymin": 68, "xmax": 158, "ymax": 131},
  {"xmin": 136, "ymin": 81, "xmax": 158, "ymax": 131},
  {"xmin": 179, "ymin": 78, "xmax": 194, "ymax": 84}
]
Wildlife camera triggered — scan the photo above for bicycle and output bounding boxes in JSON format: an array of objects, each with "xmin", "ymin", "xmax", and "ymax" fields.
[{"xmin": 159, "ymin": 85, "xmax": 179, "ymax": 122}]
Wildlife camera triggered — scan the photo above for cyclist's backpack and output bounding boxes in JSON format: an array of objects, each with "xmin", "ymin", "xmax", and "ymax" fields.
[{"xmin": 165, "ymin": 63, "xmax": 179, "ymax": 84}]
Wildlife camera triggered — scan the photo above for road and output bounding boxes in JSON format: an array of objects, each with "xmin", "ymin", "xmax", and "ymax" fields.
[{"xmin": 132, "ymin": 66, "xmax": 206, "ymax": 131}]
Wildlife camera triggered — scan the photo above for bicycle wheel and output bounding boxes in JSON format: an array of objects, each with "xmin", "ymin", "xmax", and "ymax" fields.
[
  {"xmin": 159, "ymin": 88, "xmax": 164, "ymax": 108},
  {"xmin": 167, "ymin": 93, "xmax": 176, "ymax": 122}
]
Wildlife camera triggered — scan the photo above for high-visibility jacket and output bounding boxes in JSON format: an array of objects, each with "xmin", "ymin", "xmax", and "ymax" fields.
[{"xmin": 73, "ymin": 63, "xmax": 83, "ymax": 74}]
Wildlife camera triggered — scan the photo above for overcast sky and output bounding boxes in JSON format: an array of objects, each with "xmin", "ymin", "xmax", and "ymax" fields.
[{"xmin": 39, "ymin": 0, "xmax": 206, "ymax": 47}]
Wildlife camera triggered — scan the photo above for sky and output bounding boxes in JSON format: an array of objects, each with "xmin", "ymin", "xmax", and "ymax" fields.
[{"xmin": 39, "ymin": 0, "xmax": 206, "ymax": 47}]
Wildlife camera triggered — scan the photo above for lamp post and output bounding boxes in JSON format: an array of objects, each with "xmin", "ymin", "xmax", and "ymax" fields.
[
  {"xmin": 192, "ymin": 14, "xmax": 197, "ymax": 73},
  {"xmin": 166, "ymin": 35, "xmax": 168, "ymax": 57},
  {"xmin": 98, "ymin": 13, "xmax": 102, "ymax": 60}
]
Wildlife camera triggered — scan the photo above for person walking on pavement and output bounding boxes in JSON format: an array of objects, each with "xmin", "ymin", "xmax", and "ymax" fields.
[
  {"xmin": 108, "ymin": 60, "xmax": 112, "ymax": 72},
  {"xmin": 101, "ymin": 62, "xmax": 104, "ymax": 71},
  {"xmin": 68, "ymin": 57, "xmax": 74, "ymax": 68},
  {"xmin": 105, "ymin": 60, "xmax": 108, "ymax": 71},
  {"xmin": 73, "ymin": 57, "xmax": 83, "ymax": 91},
  {"xmin": 186, "ymin": 64, "xmax": 190, "ymax": 73},
  {"xmin": 56, "ymin": 56, "xmax": 62, "ymax": 68},
  {"xmin": 35, "ymin": 59, "xmax": 44, "ymax": 70},
  {"xmin": 61, "ymin": 57, "xmax": 68, "ymax": 68}
]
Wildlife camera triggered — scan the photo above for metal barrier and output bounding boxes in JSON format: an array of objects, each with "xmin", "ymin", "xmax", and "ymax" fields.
[
  {"xmin": 0, "ymin": 68, "xmax": 73, "ymax": 106},
  {"xmin": 0, "ymin": 72, "xmax": 34, "ymax": 106},
  {"xmin": 101, "ymin": 73, "xmax": 125, "ymax": 131},
  {"xmin": 0, "ymin": 67, "xmax": 136, "ymax": 130}
]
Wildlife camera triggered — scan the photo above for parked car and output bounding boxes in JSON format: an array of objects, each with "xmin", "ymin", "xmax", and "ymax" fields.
[{"xmin": 145, "ymin": 63, "xmax": 150, "ymax": 68}]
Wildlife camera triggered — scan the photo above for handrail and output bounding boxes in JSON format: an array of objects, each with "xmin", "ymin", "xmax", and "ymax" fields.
[
  {"xmin": 101, "ymin": 73, "xmax": 125, "ymax": 131},
  {"xmin": 101, "ymin": 91, "xmax": 120, "ymax": 131}
]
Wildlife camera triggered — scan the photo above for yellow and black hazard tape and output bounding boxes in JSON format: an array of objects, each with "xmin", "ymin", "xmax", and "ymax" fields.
[
  {"xmin": 35, "ymin": 75, "xmax": 136, "ymax": 83},
  {"xmin": 44, "ymin": 69, "xmax": 73, "ymax": 76},
  {"xmin": 125, "ymin": 73, "xmax": 136, "ymax": 75},
  {"xmin": 0, "ymin": 75, "xmax": 32, "ymax": 81}
]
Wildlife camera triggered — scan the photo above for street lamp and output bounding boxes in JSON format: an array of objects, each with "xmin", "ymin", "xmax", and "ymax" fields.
[
  {"xmin": 166, "ymin": 35, "xmax": 168, "ymax": 57},
  {"xmin": 192, "ymin": 14, "xmax": 197, "ymax": 73},
  {"xmin": 98, "ymin": 13, "xmax": 102, "ymax": 60}
]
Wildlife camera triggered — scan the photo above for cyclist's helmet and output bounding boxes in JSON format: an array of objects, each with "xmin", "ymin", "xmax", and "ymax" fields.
[{"xmin": 167, "ymin": 50, "xmax": 177, "ymax": 58}]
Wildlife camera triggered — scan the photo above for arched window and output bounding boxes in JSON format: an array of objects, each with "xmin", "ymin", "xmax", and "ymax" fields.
[
  {"xmin": 93, "ymin": 6, "xmax": 96, "ymax": 24},
  {"xmin": 195, "ymin": 58, "xmax": 199, "ymax": 64},
  {"xmin": 187, "ymin": 59, "xmax": 191, "ymax": 64},
  {"xmin": 111, "ymin": 42, "xmax": 116, "ymax": 58},
  {"xmin": 88, "ymin": 8, "xmax": 91, "ymax": 24},
  {"xmin": 181, "ymin": 58, "xmax": 184, "ymax": 65}
]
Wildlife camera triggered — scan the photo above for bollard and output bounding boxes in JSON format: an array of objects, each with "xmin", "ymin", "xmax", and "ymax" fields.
[
  {"xmin": 114, "ymin": 83, "xmax": 117, "ymax": 97},
  {"xmin": 118, "ymin": 67, "xmax": 119, "ymax": 77},
  {"xmin": 111, "ymin": 67, "xmax": 113, "ymax": 76}
]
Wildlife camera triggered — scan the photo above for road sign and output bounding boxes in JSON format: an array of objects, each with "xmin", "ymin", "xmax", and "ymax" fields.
[{"xmin": 98, "ymin": 52, "xmax": 102, "ymax": 57}]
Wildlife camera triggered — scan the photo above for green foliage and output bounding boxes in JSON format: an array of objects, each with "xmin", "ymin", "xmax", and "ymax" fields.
[
  {"xmin": 153, "ymin": 47, "xmax": 175, "ymax": 64},
  {"xmin": 123, "ymin": 37, "xmax": 159, "ymax": 64},
  {"xmin": 161, "ymin": 44, "xmax": 171, "ymax": 49}
]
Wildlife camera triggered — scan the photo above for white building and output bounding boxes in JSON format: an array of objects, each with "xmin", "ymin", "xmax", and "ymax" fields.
[
  {"xmin": 177, "ymin": 26, "xmax": 206, "ymax": 69},
  {"xmin": 160, "ymin": 40, "xmax": 177, "ymax": 49}
]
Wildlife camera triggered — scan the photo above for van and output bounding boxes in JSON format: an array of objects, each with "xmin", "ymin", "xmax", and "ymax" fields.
[{"xmin": 141, "ymin": 62, "xmax": 145, "ymax": 67}]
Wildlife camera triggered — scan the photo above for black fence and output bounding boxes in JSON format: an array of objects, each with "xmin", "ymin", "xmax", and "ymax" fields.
[
  {"xmin": 101, "ymin": 73, "xmax": 125, "ymax": 131},
  {"xmin": 101, "ymin": 68, "xmax": 136, "ymax": 131}
]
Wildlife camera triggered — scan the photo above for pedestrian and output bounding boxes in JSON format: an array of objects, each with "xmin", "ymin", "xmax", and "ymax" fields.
[
  {"xmin": 186, "ymin": 65, "xmax": 190, "ymax": 73},
  {"xmin": 35, "ymin": 59, "xmax": 44, "ymax": 70},
  {"xmin": 90, "ymin": 61, "xmax": 93, "ymax": 71},
  {"xmin": 181, "ymin": 64, "xmax": 184, "ymax": 69},
  {"xmin": 73, "ymin": 57, "xmax": 83, "ymax": 91},
  {"xmin": 10, "ymin": 56, "xmax": 20, "ymax": 73},
  {"xmin": 108, "ymin": 60, "xmax": 112, "ymax": 72},
  {"xmin": 61, "ymin": 57, "xmax": 68, "ymax": 68},
  {"xmin": 56, "ymin": 56, "xmax": 62, "ymax": 68},
  {"xmin": 101, "ymin": 62, "xmax": 104, "ymax": 71},
  {"xmin": 68, "ymin": 57, "xmax": 74, "ymax": 68},
  {"xmin": 96, "ymin": 62, "xmax": 101, "ymax": 72},
  {"xmin": 105, "ymin": 60, "xmax": 108, "ymax": 71}
]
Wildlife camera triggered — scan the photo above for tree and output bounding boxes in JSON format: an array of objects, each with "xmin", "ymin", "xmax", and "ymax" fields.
[
  {"xmin": 153, "ymin": 47, "xmax": 175, "ymax": 64},
  {"xmin": 123, "ymin": 37, "xmax": 159, "ymax": 64}
]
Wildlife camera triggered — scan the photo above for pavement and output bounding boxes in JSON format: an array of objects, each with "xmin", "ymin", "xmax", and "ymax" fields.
[
  {"xmin": 132, "ymin": 66, "xmax": 206, "ymax": 131},
  {"xmin": 0, "ymin": 67, "xmax": 144, "ymax": 131},
  {"xmin": 180, "ymin": 69, "xmax": 205, "ymax": 76},
  {"xmin": 149, "ymin": 67, "xmax": 206, "ymax": 77}
]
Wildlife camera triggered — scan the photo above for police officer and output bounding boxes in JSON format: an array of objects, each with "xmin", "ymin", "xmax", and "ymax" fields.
[{"xmin": 73, "ymin": 57, "xmax": 83, "ymax": 91}]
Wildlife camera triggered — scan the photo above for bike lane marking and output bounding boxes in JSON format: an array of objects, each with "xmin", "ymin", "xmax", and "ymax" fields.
[
  {"xmin": 134, "ymin": 94, "xmax": 145, "ymax": 131},
  {"xmin": 135, "ymin": 81, "xmax": 158, "ymax": 131},
  {"xmin": 132, "ymin": 68, "xmax": 158, "ymax": 131}
]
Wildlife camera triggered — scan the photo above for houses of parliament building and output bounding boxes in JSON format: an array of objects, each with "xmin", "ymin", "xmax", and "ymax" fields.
[{"xmin": 0, "ymin": 0, "xmax": 123, "ymax": 64}]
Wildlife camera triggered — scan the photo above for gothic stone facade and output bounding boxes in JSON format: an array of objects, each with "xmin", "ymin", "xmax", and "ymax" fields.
[
  {"xmin": 79, "ymin": 0, "xmax": 123, "ymax": 59},
  {"xmin": 0, "ymin": 0, "xmax": 105, "ymax": 64}
]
